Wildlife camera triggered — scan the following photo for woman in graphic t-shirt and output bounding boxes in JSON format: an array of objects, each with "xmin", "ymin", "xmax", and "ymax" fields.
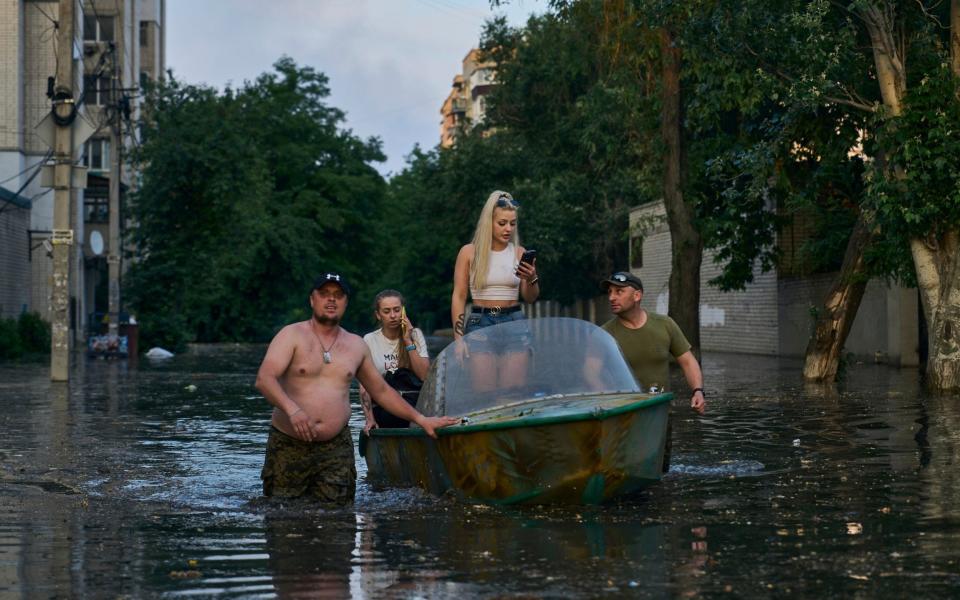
[
  {"xmin": 360, "ymin": 289, "xmax": 429, "ymax": 433},
  {"xmin": 450, "ymin": 190, "xmax": 540, "ymax": 394}
]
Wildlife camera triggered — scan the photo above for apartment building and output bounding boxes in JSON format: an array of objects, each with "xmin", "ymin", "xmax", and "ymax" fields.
[
  {"xmin": 0, "ymin": 0, "xmax": 165, "ymax": 337},
  {"xmin": 440, "ymin": 48, "xmax": 497, "ymax": 148}
]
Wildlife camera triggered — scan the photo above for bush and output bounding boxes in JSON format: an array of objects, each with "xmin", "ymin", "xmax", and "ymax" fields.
[
  {"xmin": 0, "ymin": 318, "xmax": 24, "ymax": 359},
  {"xmin": 138, "ymin": 312, "xmax": 191, "ymax": 354},
  {"xmin": 18, "ymin": 312, "xmax": 50, "ymax": 354}
]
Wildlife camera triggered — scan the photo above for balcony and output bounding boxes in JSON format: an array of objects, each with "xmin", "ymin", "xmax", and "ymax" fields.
[{"xmin": 452, "ymin": 98, "xmax": 468, "ymax": 114}]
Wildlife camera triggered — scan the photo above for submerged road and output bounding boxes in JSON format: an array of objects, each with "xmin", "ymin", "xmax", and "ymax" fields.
[{"xmin": 2, "ymin": 346, "xmax": 960, "ymax": 598}]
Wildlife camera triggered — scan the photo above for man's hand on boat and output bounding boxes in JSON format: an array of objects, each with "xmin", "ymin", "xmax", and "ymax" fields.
[{"xmin": 414, "ymin": 414, "xmax": 461, "ymax": 438}]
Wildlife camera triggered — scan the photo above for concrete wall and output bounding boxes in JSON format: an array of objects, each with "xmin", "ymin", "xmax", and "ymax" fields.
[
  {"xmin": 778, "ymin": 274, "xmax": 919, "ymax": 365},
  {"xmin": 628, "ymin": 199, "xmax": 920, "ymax": 363},
  {"xmin": 30, "ymin": 242, "xmax": 52, "ymax": 321}
]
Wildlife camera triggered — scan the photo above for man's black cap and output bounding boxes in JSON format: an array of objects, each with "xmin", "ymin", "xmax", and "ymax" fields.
[
  {"xmin": 313, "ymin": 272, "xmax": 352, "ymax": 296},
  {"xmin": 600, "ymin": 271, "xmax": 643, "ymax": 291}
]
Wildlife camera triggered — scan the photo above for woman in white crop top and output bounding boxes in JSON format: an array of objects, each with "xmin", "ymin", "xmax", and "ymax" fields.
[
  {"xmin": 451, "ymin": 190, "xmax": 540, "ymax": 393},
  {"xmin": 359, "ymin": 289, "xmax": 430, "ymax": 433}
]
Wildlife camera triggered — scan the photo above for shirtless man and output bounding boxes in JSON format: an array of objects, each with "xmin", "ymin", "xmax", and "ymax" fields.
[{"xmin": 255, "ymin": 272, "xmax": 458, "ymax": 503}]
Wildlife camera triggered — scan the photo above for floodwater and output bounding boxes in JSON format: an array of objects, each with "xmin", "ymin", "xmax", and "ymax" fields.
[{"xmin": 2, "ymin": 345, "xmax": 960, "ymax": 599}]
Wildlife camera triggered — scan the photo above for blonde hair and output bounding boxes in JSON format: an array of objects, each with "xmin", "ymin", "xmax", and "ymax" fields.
[{"xmin": 470, "ymin": 190, "xmax": 520, "ymax": 291}]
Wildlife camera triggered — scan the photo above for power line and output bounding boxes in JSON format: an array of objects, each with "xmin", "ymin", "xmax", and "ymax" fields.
[
  {"xmin": 32, "ymin": 2, "xmax": 57, "ymax": 25},
  {"xmin": 413, "ymin": 0, "xmax": 483, "ymax": 23},
  {"xmin": 0, "ymin": 157, "xmax": 47, "ymax": 187},
  {"xmin": 0, "ymin": 150, "xmax": 53, "ymax": 218}
]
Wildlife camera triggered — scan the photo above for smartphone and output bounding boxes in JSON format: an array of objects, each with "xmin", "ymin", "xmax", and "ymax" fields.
[
  {"xmin": 519, "ymin": 249, "xmax": 537, "ymax": 265},
  {"xmin": 400, "ymin": 306, "xmax": 408, "ymax": 336}
]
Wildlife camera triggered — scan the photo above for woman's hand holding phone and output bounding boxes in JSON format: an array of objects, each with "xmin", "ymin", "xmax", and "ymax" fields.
[{"xmin": 516, "ymin": 248, "xmax": 538, "ymax": 282}]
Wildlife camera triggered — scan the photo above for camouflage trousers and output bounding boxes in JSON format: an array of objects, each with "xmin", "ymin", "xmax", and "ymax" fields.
[{"xmin": 261, "ymin": 425, "xmax": 356, "ymax": 504}]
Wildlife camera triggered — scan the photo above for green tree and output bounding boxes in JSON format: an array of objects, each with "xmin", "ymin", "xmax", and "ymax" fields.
[
  {"xmin": 481, "ymin": 4, "xmax": 659, "ymax": 303},
  {"xmin": 690, "ymin": 0, "xmax": 960, "ymax": 388},
  {"xmin": 375, "ymin": 135, "xmax": 525, "ymax": 332},
  {"xmin": 127, "ymin": 58, "xmax": 386, "ymax": 350}
]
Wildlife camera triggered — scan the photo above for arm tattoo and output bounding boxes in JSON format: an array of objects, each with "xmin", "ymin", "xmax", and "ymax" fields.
[
  {"xmin": 455, "ymin": 313, "xmax": 465, "ymax": 337},
  {"xmin": 360, "ymin": 392, "xmax": 372, "ymax": 413}
]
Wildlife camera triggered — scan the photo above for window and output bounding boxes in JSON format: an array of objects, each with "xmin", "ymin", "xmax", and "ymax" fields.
[
  {"xmin": 83, "ymin": 74, "xmax": 111, "ymax": 106},
  {"xmin": 84, "ymin": 194, "xmax": 109, "ymax": 223},
  {"xmin": 82, "ymin": 139, "xmax": 111, "ymax": 172},
  {"xmin": 139, "ymin": 21, "xmax": 148, "ymax": 47},
  {"xmin": 83, "ymin": 15, "xmax": 114, "ymax": 43}
]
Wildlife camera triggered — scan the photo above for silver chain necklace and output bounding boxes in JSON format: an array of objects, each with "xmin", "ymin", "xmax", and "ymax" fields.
[{"xmin": 313, "ymin": 326, "xmax": 340, "ymax": 364}]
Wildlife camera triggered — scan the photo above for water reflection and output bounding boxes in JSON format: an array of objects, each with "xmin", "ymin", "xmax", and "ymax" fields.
[
  {"xmin": 2, "ymin": 349, "xmax": 960, "ymax": 597},
  {"xmin": 264, "ymin": 512, "xmax": 356, "ymax": 599}
]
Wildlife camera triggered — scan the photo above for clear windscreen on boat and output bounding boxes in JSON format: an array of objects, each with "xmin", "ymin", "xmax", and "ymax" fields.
[{"xmin": 417, "ymin": 317, "xmax": 640, "ymax": 417}]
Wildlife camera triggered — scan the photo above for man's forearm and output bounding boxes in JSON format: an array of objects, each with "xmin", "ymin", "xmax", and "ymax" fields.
[
  {"xmin": 676, "ymin": 352, "xmax": 703, "ymax": 389},
  {"xmin": 256, "ymin": 375, "xmax": 299, "ymax": 416},
  {"xmin": 359, "ymin": 386, "xmax": 373, "ymax": 414}
]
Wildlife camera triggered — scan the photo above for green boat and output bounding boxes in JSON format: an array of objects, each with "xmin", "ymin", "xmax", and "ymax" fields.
[{"xmin": 361, "ymin": 317, "xmax": 672, "ymax": 505}]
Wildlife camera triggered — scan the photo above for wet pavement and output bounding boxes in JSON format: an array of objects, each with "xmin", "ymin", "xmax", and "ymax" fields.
[{"xmin": 2, "ymin": 345, "xmax": 960, "ymax": 598}]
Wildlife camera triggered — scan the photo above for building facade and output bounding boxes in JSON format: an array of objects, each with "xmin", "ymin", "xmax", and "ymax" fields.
[
  {"xmin": 439, "ymin": 48, "xmax": 497, "ymax": 148},
  {"xmin": 0, "ymin": 0, "xmax": 165, "ymax": 336}
]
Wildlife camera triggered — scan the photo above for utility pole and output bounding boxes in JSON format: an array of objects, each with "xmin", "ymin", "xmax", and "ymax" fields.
[
  {"xmin": 51, "ymin": 0, "xmax": 76, "ymax": 381},
  {"xmin": 108, "ymin": 41, "xmax": 122, "ymax": 339}
]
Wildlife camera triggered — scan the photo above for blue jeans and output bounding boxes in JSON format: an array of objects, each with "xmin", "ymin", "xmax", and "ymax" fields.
[{"xmin": 464, "ymin": 308, "xmax": 530, "ymax": 353}]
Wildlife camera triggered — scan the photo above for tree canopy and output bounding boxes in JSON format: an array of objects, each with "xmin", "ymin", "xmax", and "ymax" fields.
[
  {"xmin": 127, "ymin": 57, "xmax": 386, "ymax": 350},
  {"xmin": 126, "ymin": 1, "xmax": 960, "ymax": 389}
]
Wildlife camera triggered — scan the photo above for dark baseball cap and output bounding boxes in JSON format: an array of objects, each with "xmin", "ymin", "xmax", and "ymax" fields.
[
  {"xmin": 313, "ymin": 272, "xmax": 352, "ymax": 296},
  {"xmin": 601, "ymin": 271, "xmax": 643, "ymax": 291}
]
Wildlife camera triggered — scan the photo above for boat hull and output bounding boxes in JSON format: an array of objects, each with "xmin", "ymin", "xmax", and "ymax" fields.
[{"xmin": 362, "ymin": 393, "xmax": 671, "ymax": 505}]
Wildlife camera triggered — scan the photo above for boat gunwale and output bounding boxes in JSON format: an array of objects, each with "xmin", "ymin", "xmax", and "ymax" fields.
[{"xmin": 367, "ymin": 391, "xmax": 673, "ymax": 438}]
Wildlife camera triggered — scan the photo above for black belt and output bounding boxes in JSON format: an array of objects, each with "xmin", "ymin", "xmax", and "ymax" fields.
[{"xmin": 471, "ymin": 305, "xmax": 522, "ymax": 316}]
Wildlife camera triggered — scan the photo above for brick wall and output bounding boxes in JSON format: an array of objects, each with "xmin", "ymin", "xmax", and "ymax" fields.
[
  {"xmin": 23, "ymin": 1, "xmax": 59, "ymax": 156},
  {"xmin": 0, "ymin": 205, "xmax": 31, "ymax": 318},
  {"xmin": 700, "ymin": 257, "xmax": 780, "ymax": 355},
  {"xmin": 630, "ymin": 199, "xmax": 779, "ymax": 355},
  {"xmin": 0, "ymin": 1, "xmax": 24, "ymax": 151}
]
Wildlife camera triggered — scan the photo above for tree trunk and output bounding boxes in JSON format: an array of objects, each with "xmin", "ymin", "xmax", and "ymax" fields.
[
  {"xmin": 659, "ymin": 28, "xmax": 703, "ymax": 359},
  {"xmin": 925, "ymin": 0, "xmax": 960, "ymax": 389},
  {"xmin": 912, "ymin": 232, "xmax": 960, "ymax": 389},
  {"xmin": 858, "ymin": 3, "xmax": 960, "ymax": 390},
  {"xmin": 803, "ymin": 213, "xmax": 873, "ymax": 381},
  {"xmin": 799, "ymin": 6, "xmax": 898, "ymax": 383},
  {"xmin": 952, "ymin": 0, "xmax": 960, "ymax": 78}
]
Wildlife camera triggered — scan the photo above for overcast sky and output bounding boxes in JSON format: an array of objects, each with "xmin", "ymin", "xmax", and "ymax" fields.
[{"xmin": 166, "ymin": 1, "xmax": 545, "ymax": 177}]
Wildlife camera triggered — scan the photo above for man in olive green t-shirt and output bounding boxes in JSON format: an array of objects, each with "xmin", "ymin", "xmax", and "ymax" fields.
[{"xmin": 600, "ymin": 271, "xmax": 705, "ymax": 415}]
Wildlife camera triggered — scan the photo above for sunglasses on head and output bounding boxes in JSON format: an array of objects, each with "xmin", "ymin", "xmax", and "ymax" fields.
[{"xmin": 495, "ymin": 193, "xmax": 520, "ymax": 209}]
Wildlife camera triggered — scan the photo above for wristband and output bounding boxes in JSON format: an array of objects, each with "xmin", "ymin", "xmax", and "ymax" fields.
[
  {"xmin": 529, "ymin": 277, "xmax": 539, "ymax": 285},
  {"xmin": 405, "ymin": 343, "xmax": 417, "ymax": 351},
  {"xmin": 692, "ymin": 387, "xmax": 704, "ymax": 397}
]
